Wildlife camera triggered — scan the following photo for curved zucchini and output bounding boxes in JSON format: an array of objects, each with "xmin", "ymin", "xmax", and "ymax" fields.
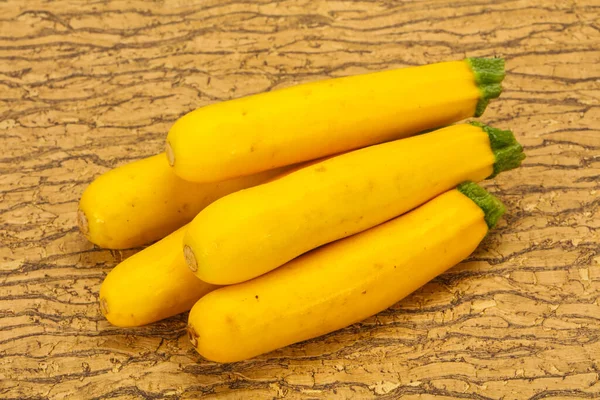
[
  {"xmin": 166, "ymin": 58, "xmax": 505, "ymax": 182},
  {"xmin": 99, "ymin": 226, "xmax": 218, "ymax": 327},
  {"xmin": 183, "ymin": 122, "xmax": 524, "ymax": 284},
  {"xmin": 78, "ymin": 154, "xmax": 287, "ymax": 249},
  {"xmin": 187, "ymin": 182, "xmax": 505, "ymax": 362}
]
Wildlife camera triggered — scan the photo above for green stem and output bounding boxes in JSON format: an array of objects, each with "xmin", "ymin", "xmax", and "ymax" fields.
[
  {"xmin": 465, "ymin": 58, "xmax": 505, "ymax": 117},
  {"xmin": 469, "ymin": 121, "xmax": 526, "ymax": 178},
  {"xmin": 457, "ymin": 181, "xmax": 506, "ymax": 229}
]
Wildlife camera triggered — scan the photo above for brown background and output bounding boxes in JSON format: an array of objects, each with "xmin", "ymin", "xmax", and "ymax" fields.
[{"xmin": 1, "ymin": 0, "xmax": 599, "ymax": 399}]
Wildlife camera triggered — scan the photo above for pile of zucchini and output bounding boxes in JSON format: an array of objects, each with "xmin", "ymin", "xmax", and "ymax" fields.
[{"xmin": 79, "ymin": 57, "xmax": 524, "ymax": 362}]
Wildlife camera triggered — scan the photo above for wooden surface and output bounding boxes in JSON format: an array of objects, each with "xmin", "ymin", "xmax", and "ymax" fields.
[{"xmin": 1, "ymin": 0, "xmax": 599, "ymax": 399}]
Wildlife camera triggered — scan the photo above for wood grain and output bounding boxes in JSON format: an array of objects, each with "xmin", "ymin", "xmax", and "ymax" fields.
[{"xmin": 1, "ymin": 0, "xmax": 599, "ymax": 398}]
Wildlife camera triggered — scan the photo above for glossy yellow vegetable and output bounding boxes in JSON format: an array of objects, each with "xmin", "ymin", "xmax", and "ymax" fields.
[
  {"xmin": 187, "ymin": 182, "xmax": 505, "ymax": 362},
  {"xmin": 184, "ymin": 122, "xmax": 524, "ymax": 285},
  {"xmin": 78, "ymin": 154, "xmax": 288, "ymax": 249},
  {"xmin": 100, "ymin": 225, "xmax": 218, "ymax": 327},
  {"xmin": 166, "ymin": 58, "xmax": 505, "ymax": 182}
]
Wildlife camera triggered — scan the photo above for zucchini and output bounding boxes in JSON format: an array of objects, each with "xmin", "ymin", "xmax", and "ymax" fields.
[
  {"xmin": 78, "ymin": 154, "xmax": 287, "ymax": 249},
  {"xmin": 166, "ymin": 58, "xmax": 504, "ymax": 182},
  {"xmin": 187, "ymin": 182, "xmax": 505, "ymax": 362},
  {"xmin": 183, "ymin": 122, "xmax": 524, "ymax": 285},
  {"xmin": 99, "ymin": 226, "xmax": 218, "ymax": 327}
]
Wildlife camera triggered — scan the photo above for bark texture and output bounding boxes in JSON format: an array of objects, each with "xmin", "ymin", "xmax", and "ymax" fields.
[{"xmin": 1, "ymin": 0, "xmax": 599, "ymax": 399}]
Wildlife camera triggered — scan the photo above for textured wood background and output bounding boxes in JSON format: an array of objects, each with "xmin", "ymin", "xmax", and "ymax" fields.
[{"xmin": 1, "ymin": 0, "xmax": 599, "ymax": 399}]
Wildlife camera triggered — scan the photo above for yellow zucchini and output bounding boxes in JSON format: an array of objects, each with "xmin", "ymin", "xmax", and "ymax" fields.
[
  {"xmin": 99, "ymin": 225, "xmax": 218, "ymax": 327},
  {"xmin": 187, "ymin": 182, "xmax": 505, "ymax": 362},
  {"xmin": 183, "ymin": 122, "xmax": 524, "ymax": 285},
  {"xmin": 78, "ymin": 154, "xmax": 287, "ymax": 249},
  {"xmin": 166, "ymin": 58, "xmax": 504, "ymax": 182}
]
